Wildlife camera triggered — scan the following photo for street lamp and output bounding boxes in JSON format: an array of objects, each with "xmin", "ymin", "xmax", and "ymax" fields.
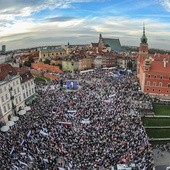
[{"xmin": 71, "ymin": 60, "xmax": 74, "ymax": 79}]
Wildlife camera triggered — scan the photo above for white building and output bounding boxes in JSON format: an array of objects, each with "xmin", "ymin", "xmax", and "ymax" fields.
[
  {"xmin": 0, "ymin": 54, "xmax": 12, "ymax": 64},
  {"xmin": 0, "ymin": 64, "xmax": 36, "ymax": 123},
  {"xmin": 16, "ymin": 68, "xmax": 36, "ymax": 105}
]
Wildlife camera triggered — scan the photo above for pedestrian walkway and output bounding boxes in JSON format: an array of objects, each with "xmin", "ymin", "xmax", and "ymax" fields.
[{"xmin": 145, "ymin": 126, "xmax": 170, "ymax": 129}]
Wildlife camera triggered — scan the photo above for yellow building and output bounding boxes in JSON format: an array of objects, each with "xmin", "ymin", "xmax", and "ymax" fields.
[{"xmin": 39, "ymin": 48, "xmax": 66, "ymax": 61}]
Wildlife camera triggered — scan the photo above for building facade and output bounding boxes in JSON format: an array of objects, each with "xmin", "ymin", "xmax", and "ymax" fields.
[
  {"xmin": 0, "ymin": 64, "xmax": 36, "ymax": 123},
  {"xmin": 0, "ymin": 64, "xmax": 24, "ymax": 122},
  {"xmin": 137, "ymin": 26, "xmax": 170, "ymax": 96}
]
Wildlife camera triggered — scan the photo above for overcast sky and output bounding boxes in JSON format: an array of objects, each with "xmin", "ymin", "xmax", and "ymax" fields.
[{"xmin": 0, "ymin": 0, "xmax": 170, "ymax": 51}]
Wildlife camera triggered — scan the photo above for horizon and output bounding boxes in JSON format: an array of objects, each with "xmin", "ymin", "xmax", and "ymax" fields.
[{"xmin": 0, "ymin": 0, "xmax": 170, "ymax": 51}]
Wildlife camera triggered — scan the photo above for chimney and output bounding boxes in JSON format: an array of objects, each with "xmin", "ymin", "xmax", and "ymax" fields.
[{"xmin": 163, "ymin": 58, "xmax": 167, "ymax": 68}]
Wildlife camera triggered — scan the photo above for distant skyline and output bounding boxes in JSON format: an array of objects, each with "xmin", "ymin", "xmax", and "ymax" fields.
[{"xmin": 0, "ymin": 0, "xmax": 170, "ymax": 51}]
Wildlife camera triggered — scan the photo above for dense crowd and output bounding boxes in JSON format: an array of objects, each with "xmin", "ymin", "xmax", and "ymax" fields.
[{"xmin": 0, "ymin": 69, "xmax": 155, "ymax": 170}]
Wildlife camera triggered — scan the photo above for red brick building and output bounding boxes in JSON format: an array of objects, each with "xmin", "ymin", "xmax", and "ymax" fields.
[{"xmin": 137, "ymin": 26, "xmax": 170, "ymax": 97}]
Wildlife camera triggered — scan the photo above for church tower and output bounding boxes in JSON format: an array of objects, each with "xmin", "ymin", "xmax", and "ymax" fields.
[
  {"xmin": 98, "ymin": 33, "xmax": 104, "ymax": 49},
  {"xmin": 144, "ymin": 55, "xmax": 150, "ymax": 72},
  {"xmin": 139, "ymin": 24, "xmax": 148, "ymax": 55}
]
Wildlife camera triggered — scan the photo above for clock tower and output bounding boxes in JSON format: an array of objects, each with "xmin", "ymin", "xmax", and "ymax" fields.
[{"xmin": 139, "ymin": 24, "xmax": 148, "ymax": 55}]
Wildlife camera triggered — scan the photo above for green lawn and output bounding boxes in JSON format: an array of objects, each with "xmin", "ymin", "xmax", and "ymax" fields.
[
  {"xmin": 153, "ymin": 103, "xmax": 170, "ymax": 115},
  {"xmin": 146, "ymin": 129, "xmax": 170, "ymax": 138},
  {"xmin": 142, "ymin": 118, "xmax": 170, "ymax": 126},
  {"xmin": 149, "ymin": 140, "xmax": 170, "ymax": 145}
]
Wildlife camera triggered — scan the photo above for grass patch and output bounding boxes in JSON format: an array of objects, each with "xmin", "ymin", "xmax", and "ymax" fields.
[
  {"xmin": 142, "ymin": 118, "xmax": 170, "ymax": 126},
  {"xmin": 153, "ymin": 103, "xmax": 170, "ymax": 115},
  {"xmin": 146, "ymin": 129, "xmax": 170, "ymax": 138},
  {"xmin": 34, "ymin": 75, "xmax": 50, "ymax": 82},
  {"xmin": 150, "ymin": 140, "xmax": 170, "ymax": 145}
]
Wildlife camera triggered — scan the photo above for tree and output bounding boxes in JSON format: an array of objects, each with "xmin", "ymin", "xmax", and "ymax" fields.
[
  {"xmin": 127, "ymin": 60, "xmax": 133, "ymax": 69},
  {"xmin": 24, "ymin": 60, "xmax": 32, "ymax": 67},
  {"xmin": 44, "ymin": 59, "xmax": 51, "ymax": 65}
]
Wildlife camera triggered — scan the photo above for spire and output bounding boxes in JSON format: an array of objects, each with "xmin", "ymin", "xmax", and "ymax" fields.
[
  {"xmin": 143, "ymin": 23, "xmax": 145, "ymax": 35},
  {"xmin": 141, "ymin": 23, "xmax": 147, "ymax": 44},
  {"xmin": 99, "ymin": 33, "xmax": 102, "ymax": 39}
]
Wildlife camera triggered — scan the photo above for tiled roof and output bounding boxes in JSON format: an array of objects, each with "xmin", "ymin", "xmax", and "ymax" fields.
[
  {"xmin": 0, "ymin": 64, "xmax": 17, "ymax": 81},
  {"xmin": 14, "ymin": 67, "xmax": 34, "ymax": 83},
  {"xmin": 102, "ymin": 38, "xmax": 122, "ymax": 52},
  {"xmin": 150, "ymin": 60, "xmax": 170, "ymax": 74},
  {"xmin": 41, "ymin": 48, "xmax": 65, "ymax": 53}
]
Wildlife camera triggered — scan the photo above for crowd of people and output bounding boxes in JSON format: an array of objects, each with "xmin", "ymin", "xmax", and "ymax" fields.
[{"xmin": 0, "ymin": 69, "xmax": 155, "ymax": 170}]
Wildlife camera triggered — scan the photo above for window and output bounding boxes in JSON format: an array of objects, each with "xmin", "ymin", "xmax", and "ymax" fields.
[
  {"xmin": 1, "ymin": 96, "xmax": 4, "ymax": 102},
  {"xmin": 16, "ymin": 80, "xmax": 19, "ymax": 84},
  {"xmin": 146, "ymin": 81, "xmax": 150, "ymax": 86},
  {"xmin": 147, "ymin": 88, "xmax": 149, "ymax": 91},
  {"xmin": 17, "ymin": 87, "xmax": 20, "ymax": 93},
  {"xmin": 23, "ymin": 93, "xmax": 26, "ymax": 99},
  {"xmin": 4, "ymin": 86, "xmax": 7, "ymax": 91},
  {"xmin": 14, "ymin": 89, "xmax": 16, "ymax": 95},
  {"xmin": 160, "ymin": 75, "xmax": 163, "ymax": 79},
  {"xmin": 28, "ymin": 82, "xmax": 30, "ymax": 86},
  {"xmin": 19, "ymin": 96, "xmax": 21, "ymax": 102},
  {"xmin": 148, "ymin": 74, "xmax": 151, "ymax": 78},
  {"xmin": 5, "ymin": 94, "xmax": 8, "ymax": 100},
  {"xmin": 159, "ymin": 82, "xmax": 162, "ymax": 87},
  {"xmin": 153, "ymin": 82, "xmax": 156, "ymax": 86},
  {"xmin": 16, "ymin": 98, "xmax": 18, "ymax": 104},
  {"xmin": 168, "ymin": 84, "xmax": 170, "ymax": 88},
  {"xmin": 22, "ymin": 86, "xmax": 24, "ymax": 90},
  {"xmin": 32, "ymin": 88, "xmax": 34, "ymax": 93},
  {"xmin": 13, "ymin": 81, "xmax": 15, "ymax": 86},
  {"xmin": 3, "ymin": 105, "xmax": 7, "ymax": 113},
  {"xmin": 0, "ymin": 88, "xmax": 2, "ymax": 93},
  {"xmin": 158, "ymin": 89, "xmax": 161, "ymax": 92},
  {"xmin": 153, "ymin": 89, "xmax": 155, "ymax": 92},
  {"xmin": 154, "ymin": 75, "xmax": 157, "ymax": 78},
  {"xmin": 7, "ymin": 103, "xmax": 10, "ymax": 110},
  {"xmin": 29, "ymin": 90, "xmax": 31, "ymax": 95}
]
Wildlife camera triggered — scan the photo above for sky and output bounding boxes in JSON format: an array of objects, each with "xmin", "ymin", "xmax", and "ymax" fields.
[{"xmin": 0, "ymin": 0, "xmax": 170, "ymax": 51}]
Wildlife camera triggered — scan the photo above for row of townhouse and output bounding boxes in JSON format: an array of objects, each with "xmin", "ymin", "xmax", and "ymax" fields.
[{"xmin": 0, "ymin": 64, "xmax": 36, "ymax": 123}]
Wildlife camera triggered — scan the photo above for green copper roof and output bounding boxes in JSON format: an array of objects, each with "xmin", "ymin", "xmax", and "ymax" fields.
[
  {"xmin": 145, "ymin": 56, "xmax": 150, "ymax": 65},
  {"xmin": 141, "ymin": 25, "xmax": 148, "ymax": 44},
  {"xmin": 103, "ymin": 38, "xmax": 121, "ymax": 52},
  {"xmin": 44, "ymin": 56, "xmax": 51, "ymax": 60}
]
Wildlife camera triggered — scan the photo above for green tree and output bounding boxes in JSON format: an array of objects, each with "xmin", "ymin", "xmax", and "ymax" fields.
[
  {"xmin": 24, "ymin": 60, "xmax": 32, "ymax": 67},
  {"xmin": 127, "ymin": 61, "xmax": 133, "ymax": 69},
  {"xmin": 44, "ymin": 59, "xmax": 51, "ymax": 65}
]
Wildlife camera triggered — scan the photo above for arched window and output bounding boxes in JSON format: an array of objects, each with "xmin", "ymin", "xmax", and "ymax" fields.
[{"xmin": 159, "ymin": 82, "xmax": 162, "ymax": 87}]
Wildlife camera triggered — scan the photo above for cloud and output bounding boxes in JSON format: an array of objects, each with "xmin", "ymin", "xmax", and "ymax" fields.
[
  {"xmin": 44, "ymin": 16, "xmax": 77, "ymax": 22},
  {"xmin": 158, "ymin": 0, "xmax": 170, "ymax": 12}
]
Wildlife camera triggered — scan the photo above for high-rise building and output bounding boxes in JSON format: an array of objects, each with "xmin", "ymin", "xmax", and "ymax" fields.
[{"xmin": 2, "ymin": 45, "xmax": 6, "ymax": 53}]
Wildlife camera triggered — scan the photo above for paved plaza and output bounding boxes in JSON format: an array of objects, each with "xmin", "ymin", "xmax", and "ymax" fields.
[{"xmin": 0, "ymin": 69, "xmax": 167, "ymax": 169}]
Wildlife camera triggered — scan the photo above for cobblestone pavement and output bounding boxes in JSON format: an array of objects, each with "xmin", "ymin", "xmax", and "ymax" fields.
[{"xmin": 153, "ymin": 149, "xmax": 170, "ymax": 170}]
